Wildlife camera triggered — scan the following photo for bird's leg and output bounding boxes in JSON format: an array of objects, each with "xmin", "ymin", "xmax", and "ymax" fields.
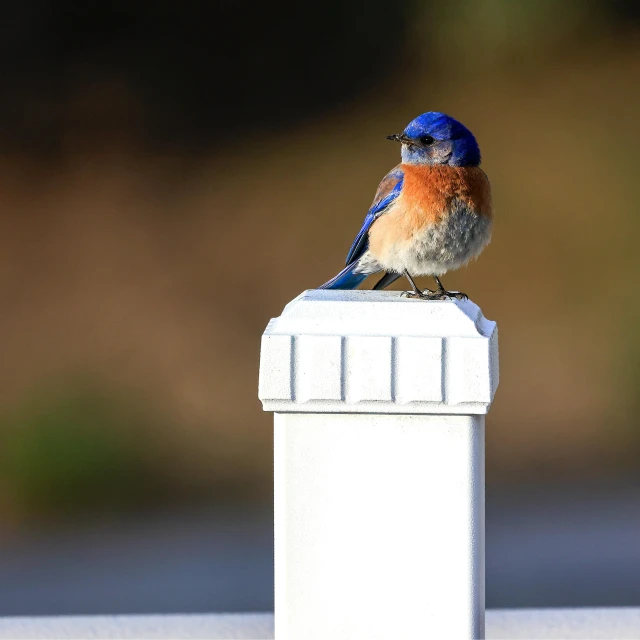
[
  {"xmin": 428, "ymin": 275, "xmax": 468, "ymax": 301},
  {"xmin": 404, "ymin": 269, "xmax": 422, "ymax": 298},
  {"xmin": 401, "ymin": 270, "xmax": 435, "ymax": 299},
  {"xmin": 401, "ymin": 272, "xmax": 468, "ymax": 301}
]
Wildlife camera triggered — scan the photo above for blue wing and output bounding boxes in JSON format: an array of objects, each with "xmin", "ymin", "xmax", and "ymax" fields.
[{"xmin": 345, "ymin": 164, "xmax": 404, "ymax": 266}]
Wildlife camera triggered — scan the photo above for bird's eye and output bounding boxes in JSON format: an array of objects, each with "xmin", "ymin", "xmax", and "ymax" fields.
[{"xmin": 420, "ymin": 135, "xmax": 435, "ymax": 146}]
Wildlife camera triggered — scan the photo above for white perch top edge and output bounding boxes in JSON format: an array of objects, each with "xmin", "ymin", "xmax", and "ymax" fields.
[{"xmin": 259, "ymin": 289, "xmax": 498, "ymax": 415}]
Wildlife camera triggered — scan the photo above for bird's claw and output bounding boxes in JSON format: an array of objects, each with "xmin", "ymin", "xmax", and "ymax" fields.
[
  {"xmin": 401, "ymin": 290, "xmax": 433, "ymax": 299},
  {"xmin": 445, "ymin": 290, "xmax": 468, "ymax": 301},
  {"xmin": 401, "ymin": 290, "xmax": 468, "ymax": 301}
]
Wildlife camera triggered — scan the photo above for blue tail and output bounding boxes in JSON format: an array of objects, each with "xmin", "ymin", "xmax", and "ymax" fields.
[{"xmin": 319, "ymin": 263, "xmax": 369, "ymax": 290}]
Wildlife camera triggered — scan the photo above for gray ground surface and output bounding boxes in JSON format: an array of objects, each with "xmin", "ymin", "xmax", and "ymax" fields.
[{"xmin": 4, "ymin": 610, "xmax": 640, "ymax": 640}]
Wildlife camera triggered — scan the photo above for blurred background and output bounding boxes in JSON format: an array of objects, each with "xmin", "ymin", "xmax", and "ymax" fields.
[{"xmin": 0, "ymin": 0, "xmax": 639, "ymax": 616}]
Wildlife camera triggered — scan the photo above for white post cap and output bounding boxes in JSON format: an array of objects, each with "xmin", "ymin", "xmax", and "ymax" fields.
[{"xmin": 259, "ymin": 289, "xmax": 498, "ymax": 415}]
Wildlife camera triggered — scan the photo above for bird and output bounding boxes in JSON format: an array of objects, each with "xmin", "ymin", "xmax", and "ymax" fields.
[{"xmin": 318, "ymin": 112, "xmax": 492, "ymax": 300}]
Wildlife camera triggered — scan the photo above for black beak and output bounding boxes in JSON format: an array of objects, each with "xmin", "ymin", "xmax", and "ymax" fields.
[{"xmin": 386, "ymin": 133, "xmax": 416, "ymax": 146}]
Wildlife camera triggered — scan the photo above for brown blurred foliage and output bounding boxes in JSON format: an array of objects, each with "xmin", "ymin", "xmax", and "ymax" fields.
[{"xmin": 0, "ymin": 0, "xmax": 639, "ymax": 521}]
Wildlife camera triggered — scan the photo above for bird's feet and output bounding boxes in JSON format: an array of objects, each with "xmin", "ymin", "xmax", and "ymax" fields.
[
  {"xmin": 401, "ymin": 289, "xmax": 433, "ymax": 299},
  {"xmin": 401, "ymin": 289, "xmax": 468, "ymax": 301}
]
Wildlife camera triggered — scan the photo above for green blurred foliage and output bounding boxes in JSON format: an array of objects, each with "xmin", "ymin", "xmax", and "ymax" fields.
[
  {"xmin": 431, "ymin": 0, "xmax": 594, "ymax": 58},
  {"xmin": 0, "ymin": 387, "xmax": 161, "ymax": 519}
]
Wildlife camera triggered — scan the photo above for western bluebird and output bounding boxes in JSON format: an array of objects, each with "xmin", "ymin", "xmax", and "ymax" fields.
[{"xmin": 319, "ymin": 112, "xmax": 492, "ymax": 300}]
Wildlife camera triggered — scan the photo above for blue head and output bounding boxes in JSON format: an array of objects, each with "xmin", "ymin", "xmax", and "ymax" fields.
[{"xmin": 387, "ymin": 112, "xmax": 481, "ymax": 167}]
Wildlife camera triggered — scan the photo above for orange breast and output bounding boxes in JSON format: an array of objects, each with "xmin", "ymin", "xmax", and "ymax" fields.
[
  {"xmin": 368, "ymin": 164, "xmax": 492, "ymax": 260},
  {"xmin": 400, "ymin": 163, "xmax": 492, "ymax": 223}
]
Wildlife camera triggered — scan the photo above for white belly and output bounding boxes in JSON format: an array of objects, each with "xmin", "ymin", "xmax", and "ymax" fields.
[{"xmin": 357, "ymin": 200, "xmax": 492, "ymax": 276}]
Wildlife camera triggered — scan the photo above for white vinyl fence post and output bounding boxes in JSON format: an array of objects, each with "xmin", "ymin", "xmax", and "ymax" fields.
[{"xmin": 259, "ymin": 289, "xmax": 499, "ymax": 640}]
